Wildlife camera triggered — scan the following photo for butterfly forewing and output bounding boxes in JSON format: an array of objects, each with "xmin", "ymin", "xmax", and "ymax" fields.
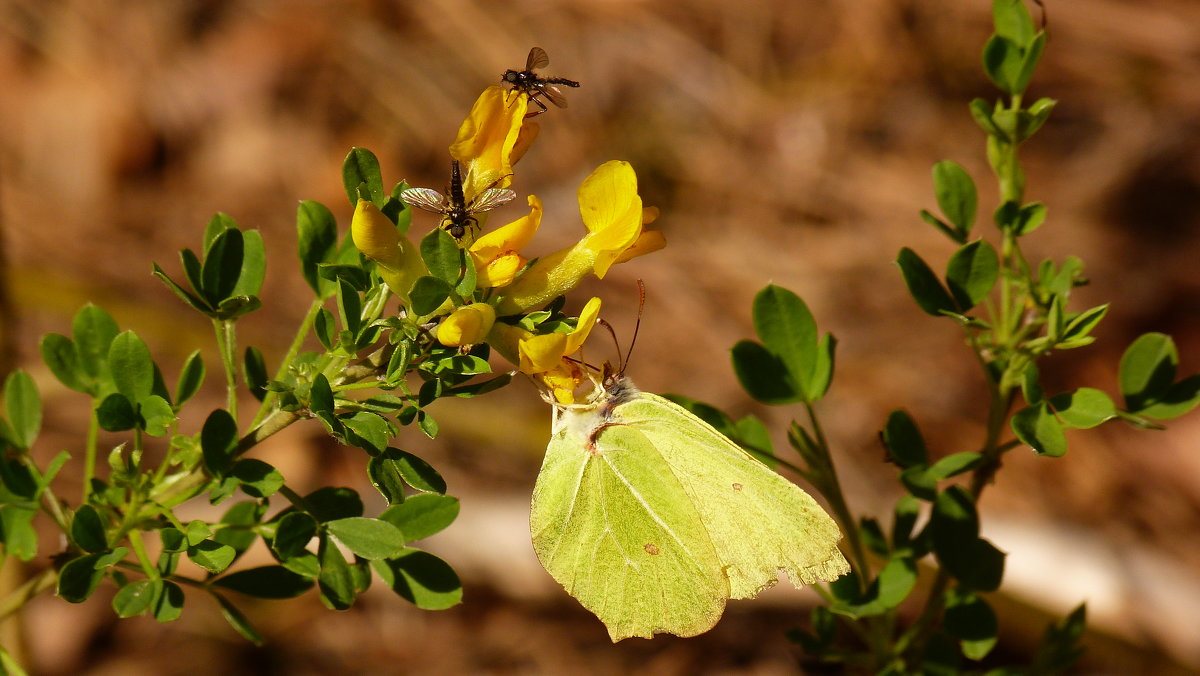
[
  {"xmin": 400, "ymin": 187, "xmax": 449, "ymax": 213},
  {"xmin": 526, "ymin": 46, "xmax": 550, "ymax": 71},
  {"xmin": 466, "ymin": 187, "xmax": 517, "ymax": 214}
]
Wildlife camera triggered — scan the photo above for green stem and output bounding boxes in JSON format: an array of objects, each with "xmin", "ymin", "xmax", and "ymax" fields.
[
  {"xmin": 127, "ymin": 530, "xmax": 159, "ymax": 580},
  {"xmin": 251, "ymin": 298, "xmax": 324, "ymax": 429},
  {"xmin": 82, "ymin": 409, "xmax": 99, "ymax": 502},
  {"xmin": 804, "ymin": 404, "xmax": 869, "ymax": 584},
  {"xmin": 214, "ymin": 319, "xmax": 239, "ymax": 426},
  {"xmin": 0, "ymin": 569, "xmax": 55, "ymax": 623}
]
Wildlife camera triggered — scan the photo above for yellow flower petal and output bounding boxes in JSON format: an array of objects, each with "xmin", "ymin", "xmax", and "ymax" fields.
[
  {"xmin": 565, "ymin": 297, "xmax": 602, "ymax": 355},
  {"xmin": 351, "ymin": 200, "xmax": 401, "ymax": 267},
  {"xmin": 613, "ymin": 229, "xmax": 667, "ymax": 265},
  {"xmin": 470, "ymin": 195, "xmax": 542, "ymax": 288},
  {"xmin": 519, "ymin": 332, "xmax": 569, "ymax": 374},
  {"xmin": 437, "ymin": 303, "xmax": 496, "ymax": 347},
  {"xmin": 450, "ymin": 86, "xmax": 527, "ymax": 198},
  {"xmin": 577, "ymin": 160, "xmax": 639, "ymax": 234}
]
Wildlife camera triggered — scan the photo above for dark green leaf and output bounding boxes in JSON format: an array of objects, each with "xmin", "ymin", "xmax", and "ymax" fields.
[
  {"xmin": 731, "ymin": 340, "xmax": 802, "ymax": 404},
  {"xmin": 408, "ymin": 276, "xmax": 452, "ymax": 317},
  {"xmin": 896, "ymin": 248, "xmax": 956, "ymax": 316},
  {"xmin": 213, "ymin": 566, "xmax": 313, "ymax": 599},
  {"xmin": 314, "ymin": 308, "xmax": 337, "ymax": 350},
  {"xmin": 932, "ymin": 161, "xmax": 977, "ymax": 233},
  {"xmin": 3, "ymin": 372, "xmax": 40, "ymax": 449},
  {"xmin": 72, "ymin": 304, "xmax": 119, "ymax": 386},
  {"xmin": 153, "ymin": 580, "xmax": 185, "ymax": 622},
  {"xmin": 231, "ymin": 230, "xmax": 266, "ymax": 298},
  {"xmin": 310, "ymin": 373, "xmax": 334, "ymax": 415},
  {"xmin": 201, "ymin": 227, "xmax": 245, "ymax": 304},
  {"xmin": 342, "ymin": 147, "xmax": 384, "ymax": 207},
  {"xmin": 272, "ymin": 512, "xmax": 318, "ymax": 560},
  {"xmin": 297, "ymin": 200, "xmax": 339, "ymax": 296},
  {"xmin": 992, "ymin": 0, "xmax": 1035, "ymax": 47},
  {"xmin": 416, "ymin": 411, "xmax": 439, "ymax": 439},
  {"xmin": 188, "ymin": 539, "xmax": 237, "ymax": 574},
  {"xmin": 982, "ymin": 35, "xmax": 1023, "ymax": 95},
  {"xmin": 380, "ymin": 494, "xmax": 459, "ymax": 542},
  {"xmin": 40, "ymin": 333, "xmax": 86, "ymax": 393},
  {"xmin": 1011, "ymin": 403, "xmax": 1068, "ymax": 456},
  {"xmin": 968, "ymin": 98, "xmax": 1001, "ymax": 137},
  {"xmin": 927, "ymin": 452, "xmax": 983, "ymax": 480},
  {"xmin": 317, "ymin": 536, "xmax": 356, "ymax": 610},
  {"xmin": 71, "ymin": 504, "xmax": 108, "ymax": 553},
  {"xmin": 1032, "ymin": 604, "xmax": 1087, "ymax": 674},
  {"xmin": 900, "ymin": 465, "xmax": 937, "ymax": 501},
  {"xmin": 203, "ymin": 213, "xmax": 237, "ymax": 250},
  {"xmin": 946, "ymin": 589, "xmax": 998, "ymax": 660},
  {"xmin": 95, "ymin": 393, "xmax": 137, "ymax": 432},
  {"xmin": 373, "ymin": 547, "xmax": 462, "ymax": 610},
  {"xmin": 318, "ymin": 263, "xmax": 371, "ymax": 291},
  {"xmin": 343, "ymin": 412, "xmax": 392, "ymax": 453},
  {"xmin": 326, "ymin": 517, "xmax": 407, "ymax": 560},
  {"xmin": 420, "ymin": 229, "xmax": 463, "ymax": 286},
  {"xmin": 174, "ymin": 350, "xmax": 205, "ymax": 406},
  {"xmin": 1049, "ymin": 388, "xmax": 1116, "ymax": 430},
  {"xmin": 892, "ymin": 494, "xmax": 920, "ymax": 549},
  {"xmin": 882, "ymin": 410, "xmax": 927, "ymax": 468},
  {"xmin": 201, "ymin": 409, "xmax": 239, "ymax": 475},
  {"xmin": 159, "ymin": 528, "xmax": 186, "ymax": 552},
  {"xmin": 108, "ymin": 332, "xmax": 155, "ymax": 402},
  {"xmin": 213, "ymin": 295, "xmax": 262, "ymax": 321},
  {"xmin": 138, "ymin": 394, "xmax": 176, "ymax": 437},
  {"xmin": 230, "ymin": 459, "xmax": 284, "ymax": 498},
  {"xmin": 186, "ymin": 520, "xmax": 212, "ymax": 546},
  {"xmin": 243, "ymin": 347, "xmax": 268, "ymax": 402},
  {"xmin": 1138, "ymin": 375, "xmax": 1200, "ymax": 420},
  {"xmin": 336, "ymin": 279, "xmax": 362, "ymax": 336},
  {"xmin": 211, "ymin": 591, "xmax": 264, "ymax": 644},
  {"xmin": 57, "ymin": 553, "xmax": 107, "ymax": 603},
  {"xmin": 920, "ymin": 209, "xmax": 963, "ymax": 243},
  {"xmin": 1013, "ymin": 32, "xmax": 1046, "ymax": 95},
  {"xmin": 1014, "ymin": 202, "xmax": 1047, "ymax": 235},
  {"xmin": 303, "ymin": 486, "xmax": 364, "ymax": 522},
  {"xmin": 368, "ymin": 454, "xmax": 408, "ymax": 505},
  {"xmin": 945, "ymin": 240, "xmax": 998, "ymax": 310},
  {"xmin": 1119, "ymin": 332, "xmax": 1178, "ymax": 412},
  {"xmin": 380, "ymin": 448, "xmax": 446, "ymax": 494},
  {"xmin": 113, "ymin": 579, "xmax": 156, "ymax": 618}
]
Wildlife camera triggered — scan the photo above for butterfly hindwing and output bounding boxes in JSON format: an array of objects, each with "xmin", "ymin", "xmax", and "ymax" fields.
[
  {"xmin": 613, "ymin": 392, "xmax": 851, "ymax": 597},
  {"xmin": 531, "ymin": 411, "xmax": 727, "ymax": 641}
]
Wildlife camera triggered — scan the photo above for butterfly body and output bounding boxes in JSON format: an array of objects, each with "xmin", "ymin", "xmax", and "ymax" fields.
[{"xmin": 531, "ymin": 376, "xmax": 850, "ymax": 641}]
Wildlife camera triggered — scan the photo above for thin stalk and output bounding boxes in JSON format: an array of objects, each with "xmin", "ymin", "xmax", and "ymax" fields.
[
  {"xmin": 0, "ymin": 569, "xmax": 55, "ymax": 623},
  {"xmin": 251, "ymin": 298, "xmax": 324, "ymax": 428},
  {"xmin": 81, "ymin": 409, "xmax": 99, "ymax": 502},
  {"xmin": 127, "ymin": 530, "xmax": 159, "ymax": 580},
  {"xmin": 804, "ymin": 403, "xmax": 869, "ymax": 582},
  {"xmin": 214, "ymin": 319, "xmax": 239, "ymax": 426}
]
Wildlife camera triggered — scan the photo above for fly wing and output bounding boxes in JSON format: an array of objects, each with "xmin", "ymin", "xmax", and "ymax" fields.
[
  {"xmin": 527, "ymin": 46, "xmax": 550, "ymax": 71},
  {"xmin": 400, "ymin": 187, "xmax": 448, "ymax": 213},
  {"xmin": 466, "ymin": 187, "xmax": 517, "ymax": 213},
  {"xmin": 539, "ymin": 84, "xmax": 570, "ymax": 108}
]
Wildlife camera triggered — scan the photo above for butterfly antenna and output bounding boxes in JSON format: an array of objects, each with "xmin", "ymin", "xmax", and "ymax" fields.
[{"xmin": 620, "ymin": 280, "xmax": 646, "ymax": 375}]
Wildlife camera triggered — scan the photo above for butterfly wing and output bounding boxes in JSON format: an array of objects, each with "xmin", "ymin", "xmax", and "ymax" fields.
[
  {"xmin": 531, "ymin": 407, "xmax": 727, "ymax": 641},
  {"xmin": 612, "ymin": 392, "xmax": 850, "ymax": 598}
]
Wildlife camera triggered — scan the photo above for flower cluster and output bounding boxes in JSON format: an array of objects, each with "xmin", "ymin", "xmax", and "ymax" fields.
[{"xmin": 351, "ymin": 85, "xmax": 664, "ymax": 402}]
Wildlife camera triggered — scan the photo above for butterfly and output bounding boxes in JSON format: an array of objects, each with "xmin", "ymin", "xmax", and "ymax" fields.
[{"xmin": 530, "ymin": 373, "xmax": 850, "ymax": 641}]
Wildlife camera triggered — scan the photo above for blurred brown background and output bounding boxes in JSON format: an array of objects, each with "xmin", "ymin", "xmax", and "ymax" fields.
[{"xmin": 2, "ymin": 1, "xmax": 1199, "ymax": 674}]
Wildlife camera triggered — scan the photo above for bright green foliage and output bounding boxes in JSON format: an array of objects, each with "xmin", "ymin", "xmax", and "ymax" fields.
[{"xmin": 531, "ymin": 379, "xmax": 848, "ymax": 641}]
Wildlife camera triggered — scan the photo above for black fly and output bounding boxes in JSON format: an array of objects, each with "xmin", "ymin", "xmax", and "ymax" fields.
[
  {"xmin": 400, "ymin": 160, "xmax": 515, "ymax": 240},
  {"xmin": 502, "ymin": 47, "xmax": 580, "ymax": 115}
]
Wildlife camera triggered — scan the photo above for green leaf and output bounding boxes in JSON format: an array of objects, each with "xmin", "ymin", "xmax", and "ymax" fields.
[
  {"xmin": 72, "ymin": 304, "xmax": 119, "ymax": 386},
  {"xmin": 243, "ymin": 347, "xmax": 268, "ymax": 402},
  {"xmin": 1011, "ymin": 403, "xmax": 1068, "ymax": 456},
  {"xmin": 108, "ymin": 331, "xmax": 155, "ymax": 402},
  {"xmin": 1049, "ymin": 388, "xmax": 1117, "ymax": 430},
  {"xmin": 201, "ymin": 409, "xmax": 239, "ymax": 475},
  {"xmin": 40, "ymin": 333, "xmax": 86, "ymax": 393},
  {"xmin": 920, "ymin": 209, "xmax": 963, "ymax": 243},
  {"xmin": 159, "ymin": 528, "xmax": 186, "ymax": 552},
  {"xmin": 317, "ymin": 536, "xmax": 356, "ymax": 610},
  {"xmin": 900, "ymin": 465, "xmax": 937, "ymax": 501},
  {"xmin": 310, "ymin": 373, "xmax": 334, "ymax": 415},
  {"xmin": 3, "ymin": 372, "xmax": 40, "ymax": 449},
  {"xmin": 342, "ymin": 147, "xmax": 384, "ymax": 207},
  {"xmin": 314, "ymin": 308, "xmax": 337, "ymax": 350},
  {"xmin": 326, "ymin": 517, "xmax": 408, "ymax": 560},
  {"xmin": 946, "ymin": 588, "xmax": 998, "ymax": 660},
  {"xmin": 138, "ymin": 394, "xmax": 176, "ymax": 437},
  {"xmin": 336, "ymin": 278, "xmax": 362, "ymax": 337},
  {"xmin": 186, "ymin": 520, "xmax": 213, "ymax": 546},
  {"xmin": 892, "ymin": 494, "xmax": 920, "ymax": 550},
  {"xmin": 420, "ymin": 229, "xmax": 463, "ymax": 286},
  {"xmin": 213, "ymin": 566, "xmax": 314, "ymax": 599},
  {"xmin": 379, "ymin": 494, "xmax": 460, "ymax": 542},
  {"xmin": 751, "ymin": 285, "xmax": 818, "ymax": 396},
  {"xmin": 95, "ymin": 393, "xmax": 137, "ymax": 432},
  {"xmin": 1119, "ymin": 332, "xmax": 1178, "ymax": 412},
  {"xmin": 927, "ymin": 452, "xmax": 983, "ymax": 480},
  {"xmin": 113, "ymin": 579, "xmax": 156, "ymax": 618},
  {"xmin": 380, "ymin": 448, "xmax": 446, "ymax": 494},
  {"xmin": 1138, "ymin": 376, "xmax": 1200, "ymax": 421},
  {"xmin": 297, "ymin": 201, "xmax": 339, "ymax": 296},
  {"xmin": 882, "ymin": 410, "xmax": 927, "ymax": 468},
  {"xmin": 1014, "ymin": 202, "xmax": 1047, "ymax": 236},
  {"xmin": 211, "ymin": 591, "xmax": 265, "ymax": 644},
  {"xmin": 318, "ymin": 263, "xmax": 371, "ymax": 291},
  {"xmin": 343, "ymin": 412, "xmax": 392, "ymax": 453},
  {"xmin": 373, "ymin": 547, "xmax": 462, "ymax": 610},
  {"xmin": 968, "ymin": 98, "xmax": 1001, "ymax": 137},
  {"xmin": 408, "ymin": 276, "xmax": 452, "ymax": 317},
  {"xmin": 231, "ymin": 230, "xmax": 266, "ymax": 299},
  {"xmin": 230, "ymin": 459, "xmax": 284, "ymax": 498},
  {"xmin": 174, "ymin": 350, "xmax": 205, "ymax": 406},
  {"xmin": 982, "ymin": 35, "xmax": 1024, "ymax": 95},
  {"xmin": 1032, "ymin": 604, "xmax": 1087, "ymax": 673},
  {"xmin": 368, "ymin": 454, "xmax": 408, "ymax": 505},
  {"xmin": 992, "ymin": 0, "xmax": 1035, "ymax": 47},
  {"xmin": 188, "ymin": 539, "xmax": 237, "ymax": 574},
  {"xmin": 896, "ymin": 248, "xmax": 956, "ymax": 316},
  {"xmin": 1013, "ymin": 32, "xmax": 1046, "ymax": 96},
  {"xmin": 153, "ymin": 580, "xmax": 185, "ymax": 622},
  {"xmin": 831, "ymin": 556, "xmax": 917, "ymax": 618},
  {"xmin": 215, "ymin": 501, "xmax": 267, "ymax": 556},
  {"xmin": 945, "ymin": 240, "xmax": 998, "ymax": 310},
  {"xmin": 731, "ymin": 340, "xmax": 802, "ymax": 405},
  {"xmin": 932, "ymin": 488, "xmax": 1005, "ymax": 591},
  {"xmin": 71, "ymin": 504, "xmax": 108, "ymax": 553},
  {"xmin": 303, "ymin": 486, "xmax": 364, "ymax": 522},
  {"xmin": 932, "ymin": 161, "xmax": 977, "ymax": 234},
  {"xmin": 0, "ymin": 506, "xmax": 37, "ymax": 561},
  {"xmin": 201, "ymin": 227, "xmax": 245, "ymax": 304},
  {"xmin": 272, "ymin": 512, "xmax": 318, "ymax": 560},
  {"xmin": 57, "ymin": 553, "xmax": 108, "ymax": 603}
]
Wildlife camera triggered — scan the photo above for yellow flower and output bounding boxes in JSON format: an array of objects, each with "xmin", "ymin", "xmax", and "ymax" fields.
[
  {"xmin": 486, "ymin": 297, "xmax": 602, "ymax": 403},
  {"xmin": 437, "ymin": 303, "xmax": 496, "ymax": 348},
  {"xmin": 351, "ymin": 200, "xmax": 426, "ymax": 300},
  {"xmin": 493, "ymin": 161, "xmax": 663, "ymax": 315},
  {"xmin": 469, "ymin": 195, "xmax": 542, "ymax": 288},
  {"xmin": 449, "ymin": 86, "xmax": 532, "ymax": 200}
]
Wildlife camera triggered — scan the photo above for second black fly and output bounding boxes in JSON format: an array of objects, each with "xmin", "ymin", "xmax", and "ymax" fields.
[
  {"xmin": 401, "ymin": 160, "xmax": 515, "ymax": 241},
  {"xmin": 502, "ymin": 47, "xmax": 580, "ymax": 115}
]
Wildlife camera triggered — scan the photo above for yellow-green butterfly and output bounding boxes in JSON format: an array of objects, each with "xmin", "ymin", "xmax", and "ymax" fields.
[{"xmin": 530, "ymin": 375, "xmax": 850, "ymax": 641}]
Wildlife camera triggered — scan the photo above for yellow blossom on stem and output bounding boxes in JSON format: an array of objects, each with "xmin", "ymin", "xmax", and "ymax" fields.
[
  {"xmin": 469, "ymin": 195, "xmax": 542, "ymax": 288},
  {"xmin": 493, "ymin": 161, "xmax": 663, "ymax": 316},
  {"xmin": 351, "ymin": 199, "xmax": 426, "ymax": 301},
  {"xmin": 486, "ymin": 297, "xmax": 602, "ymax": 403},
  {"xmin": 437, "ymin": 303, "xmax": 496, "ymax": 348},
  {"xmin": 449, "ymin": 86, "xmax": 535, "ymax": 200}
]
